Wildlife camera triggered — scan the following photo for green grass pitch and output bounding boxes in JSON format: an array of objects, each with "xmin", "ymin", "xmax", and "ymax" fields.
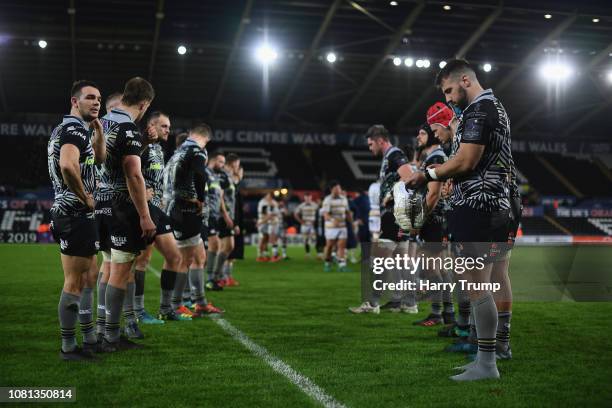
[{"xmin": 1, "ymin": 244, "xmax": 611, "ymax": 407}]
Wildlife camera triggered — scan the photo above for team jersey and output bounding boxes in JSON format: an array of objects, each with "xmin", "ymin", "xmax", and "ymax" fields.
[
  {"xmin": 48, "ymin": 115, "xmax": 96, "ymax": 217},
  {"xmin": 321, "ymin": 194, "xmax": 350, "ymax": 229},
  {"xmin": 419, "ymin": 146, "xmax": 448, "ymax": 224},
  {"xmin": 451, "ymin": 89, "xmax": 512, "ymax": 212},
  {"xmin": 257, "ymin": 198, "xmax": 280, "ymax": 225},
  {"xmin": 141, "ymin": 143, "xmax": 164, "ymax": 208},
  {"xmin": 219, "ymin": 169, "xmax": 236, "ymax": 219},
  {"xmin": 162, "ymin": 139, "xmax": 208, "ymax": 203},
  {"xmin": 378, "ymin": 146, "xmax": 410, "ymax": 213},
  {"xmin": 205, "ymin": 167, "xmax": 222, "ymax": 219},
  {"xmin": 97, "ymin": 109, "xmax": 144, "ymax": 203},
  {"xmin": 295, "ymin": 201, "xmax": 318, "ymax": 226}
]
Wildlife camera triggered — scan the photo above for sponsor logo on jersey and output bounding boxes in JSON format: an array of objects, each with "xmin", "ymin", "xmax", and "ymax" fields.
[{"xmin": 111, "ymin": 235, "xmax": 127, "ymax": 247}]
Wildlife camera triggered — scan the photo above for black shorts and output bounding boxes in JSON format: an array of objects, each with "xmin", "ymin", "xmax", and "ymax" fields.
[
  {"xmin": 51, "ymin": 213, "xmax": 99, "ymax": 257},
  {"xmin": 207, "ymin": 215, "xmax": 219, "ymax": 236},
  {"xmin": 200, "ymin": 222, "xmax": 208, "ymax": 242},
  {"xmin": 110, "ymin": 200, "xmax": 149, "ymax": 254},
  {"xmin": 419, "ymin": 220, "xmax": 444, "ymax": 252},
  {"xmin": 448, "ymin": 205, "xmax": 511, "ymax": 263},
  {"xmin": 218, "ymin": 217, "xmax": 235, "ymax": 239},
  {"xmin": 168, "ymin": 200, "xmax": 203, "ymax": 241},
  {"xmin": 150, "ymin": 203, "xmax": 173, "ymax": 235},
  {"xmin": 94, "ymin": 200, "xmax": 112, "ymax": 252},
  {"xmin": 379, "ymin": 211, "xmax": 400, "ymax": 242}
]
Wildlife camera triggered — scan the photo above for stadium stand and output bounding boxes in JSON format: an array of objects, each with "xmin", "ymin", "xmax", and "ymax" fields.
[
  {"xmin": 520, "ymin": 217, "xmax": 567, "ymax": 236},
  {"xmin": 544, "ymin": 155, "xmax": 612, "ymax": 198},
  {"xmin": 513, "ymin": 152, "xmax": 573, "ymax": 196}
]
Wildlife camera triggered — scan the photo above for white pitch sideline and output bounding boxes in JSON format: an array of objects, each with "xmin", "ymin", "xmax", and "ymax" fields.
[{"xmin": 146, "ymin": 265, "xmax": 348, "ymax": 408}]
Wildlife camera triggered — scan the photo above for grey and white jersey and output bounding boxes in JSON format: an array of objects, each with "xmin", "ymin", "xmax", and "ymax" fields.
[
  {"xmin": 218, "ymin": 169, "xmax": 236, "ymax": 219},
  {"xmin": 97, "ymin": 108, "xmax": 144, "ymax": 203},
  {"xmin": 451, "ymin": 89, "xmax": 512, "ymax": 212},
  {"xmin": 48, "ymin": 115, "xmax": 96, "ymax": 217},
  {"xmin": 142, "ymin": 143, "xmax": 165, "ymax": 208},
  {"xmin": 205, "ymin": 167, "xmax": 222, "ymax": 219}
]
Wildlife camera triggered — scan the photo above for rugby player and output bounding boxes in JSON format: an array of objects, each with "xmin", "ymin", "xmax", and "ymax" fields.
[
  {"xmin": 321, "ymin": 181, "xmax": 352, "ymax": 272},
  {"xmin": 256, "ymin": 192, "xmax": 280, "ymax": 262},
  {"xmin": 294, "ymin": 193, "xmax": 318, "ymax": 258},
  {"xmin": 367, "ymin": 182, "xmax": 381, "ymax": 242},
  {"xmin": 210, "ymin": 153, "xmax": 241, "ymax": 284},
  {"xmin": 163, "ymin": 124, "xmax": 223, "ymax": 316},
  {"xmin": 407, "ymin": 59, "xmax": 514, "ymax": 381},
  {"xmin": 224, "ymin": 164, "xmax": 244, "ymax": 285},
  {"xmin": 350, "ymin": 125, "xmax": 414, "ymax": 314},
  {"xmin": 410, "ymin": 123, "xmax": 451, "ymax": 327},
  {"xmin": 130, "ymin": 112, "xmax": 180, "ymax": 326},
  {"xmin": 97, "ymin": 77, "xmax": 156, "ymax": 352},
  {"xmin": 49, "ymin": 80, "xmax": 105, "ymax": 360},
  {"xmin": 204, "ymin": 152, "xmax": 224, "ymax": 288}
]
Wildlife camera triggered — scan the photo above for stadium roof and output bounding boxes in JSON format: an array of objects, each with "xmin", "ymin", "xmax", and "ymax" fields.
[{"xmin": 1, "ymin": 0, "xmax": 612, "ymax": 139}]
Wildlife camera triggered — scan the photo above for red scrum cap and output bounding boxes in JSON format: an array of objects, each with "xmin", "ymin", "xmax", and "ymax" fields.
[{"xmin": 426, "ymin": 102, "xmax": 454, "ymax": 128}]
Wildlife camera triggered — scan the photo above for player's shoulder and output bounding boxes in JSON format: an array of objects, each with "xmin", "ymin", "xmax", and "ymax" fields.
[
  {"xmin": 57, "ymin": 116, "xmax": 89, "ymax": 144},
  {"xmin": 464, "ymin": 90, "xmax": 498, "ymax": 118}
]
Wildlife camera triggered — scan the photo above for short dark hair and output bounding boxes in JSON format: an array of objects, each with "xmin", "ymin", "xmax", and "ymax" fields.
[
  {"xmin": 328, "ymin": 179, "xmax": 341, "ymax": 189},
  {"xmin": 190, "ymin": 123, "xmax": 212, "ymax": 138},
  {"xmin": 121, "ymin": 77, "xmax": 155, "ymax": 106},
  {"xmin": 365, "ymin": 124, "xmax": 390, "ymax": 141},
  {"xmin": 106, "ymin": 92, "xmax": 121, "ymax": 102},
  {"xmin": 175, "ymin": 132, "xmax": 188, "ymax": 147},
  {"xmin": 226, "ymin": 153, "xmax": 240, "ymax": 165},
  {"xmin": 147, "ymin": 111, "xmax": 168, "ymax": 125},
  {"xmin": 435, "ymin": 59, "xmax": 475, "ymax": 87},
  {"xmin": 71, "ymin": 80, "xmax": 98, "ymax": 98}
]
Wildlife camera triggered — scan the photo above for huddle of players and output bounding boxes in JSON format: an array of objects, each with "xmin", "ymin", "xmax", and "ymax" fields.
[
  {"xmin": 352, "ymin": 59, "xmax": 520, "ymax": 381},
  {"xmin": 48, "ymin": 77, "xmax": 241, "ymax": 361},
  {"xmin": 257, "ymin": 187, "xmax": 356, "ymax": 272}
]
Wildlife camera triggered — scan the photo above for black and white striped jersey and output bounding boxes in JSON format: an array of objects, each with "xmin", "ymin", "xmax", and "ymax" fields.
[
  {"xmin": 48, "ymin": 115, "xmax": 96, "ymax": 217},
  {"xmin": 218, "ymin": 169, "xmax": 236, "ymax": 219},
  {"xmin": 141, "ymin": 143, "xmax": 164, "ymax": 208},
  {"xmin": 451, "ymin": 89, "xmax": 512, "ymax": 212},
  {"xmin": 419, "ymin": 146, "xmax": 448, "ymax": 224},
  {"xmin": 97, "ymin": 108, "xmax": 144, "ymax": 203},
  {"xmin": 205, "ymin": 167, "xmax": 222, "ymax": 219},
  {"xmin": 378, "ymin": 146, "xmax": 410, "ymax": 213},
  {"xmin": 162, "ymin": 139, "xmax": 208, "ymax": 203}
]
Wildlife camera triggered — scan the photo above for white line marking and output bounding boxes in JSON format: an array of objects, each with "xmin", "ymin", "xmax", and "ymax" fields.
[
  {"xmin": 211, "ymin": 317, "xmax": 348, "ymax": 408},
  {"xmin": 147, "ymin": 264, "xmax": 347, "ymax": 407},
  {"xmin": 146, "ymin": 265, "xmax": 161, "ymax": 277}
]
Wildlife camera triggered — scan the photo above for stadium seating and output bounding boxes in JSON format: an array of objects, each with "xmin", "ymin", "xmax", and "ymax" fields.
[
  {"xmin": 543, "ymin": 155, "xmax": 611, "ymax": 198},
  {"xmin": 520, "ymin": 217, "xmax": 567, "ymax": 235},
  {"xmin": 512, "ymin": 152, "xmax": 573, "ymax": 196}
]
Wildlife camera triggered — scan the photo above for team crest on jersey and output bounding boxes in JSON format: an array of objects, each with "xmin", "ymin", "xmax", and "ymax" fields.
[
  {"xmin": 60, "ymin": 239, "xmax": 68, "ymax": 250},
  {"xmin": 126, "ymin": 130, "xmax": 134, "ymax": 138}
]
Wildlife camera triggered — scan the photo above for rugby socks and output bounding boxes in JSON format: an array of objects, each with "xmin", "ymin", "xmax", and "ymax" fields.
[
  {"xmin": 189, "ymin": 268, "xmax": 206, "ymax": 306},
  {"xmin": 160, "ymin": 269, "xmax": 177, "ymax": 313},
  {"xmin": 134, "ymin": 269, "xmax": 146, "ymax": 316},
  {"xmin": 305, "ymin": 242, "xmax": 310, "ymax": 254},
  {"xmin": 451, "ymin": 292, "xmax": 499, "ymax": 381},
  {"xmin": 473, "ymin": 292, "xmax": 498, "ymax": 365},
  {"xmin": 338, "ymin": 258, "xmax": 347, "ymax": 269},
  {"xmin": 96, "ymin": 274, "xmax": 107, "ymax": 337},
  {"xmin": 430, "ymin": 275, "xmax": 443, "ymax": 316},
  {"xmin": 58, "ymin": 291, "xmax": 80, "ymax": 353},
  {"xmin": 78, "ymin": 287, "xmax": 97, "ymax": 345},
  {"xmin": 206, "ymin": 251, "xmax": 217, "ymax": 281},
  {"xmin": 171, "ymin": 272, "xmax": 188, "ymax": 310},
  {"xmin": 226, "ymin": 261, "xmax": 234, "ymax": 278},
  {"xmin": 496, "ymin": 311, "xmax": 512, "ymax": 352},
  {"xmin": 281, "ymin": 243, "xmax": 287, "ymax": 258},
  {"xmin": 213, "ymin": 252, "xmax": 228, "ymax": 281},
  {"xmin": 122, "ymin": 281, "xmax": 137, "ymax": 325},
  {"xmin": 272, "ymin": 245, "xmax": 279, "ymax": 258},
  {"xmin": 104, "ymin": 285, "xmax": 125, "ymax": 343}
]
